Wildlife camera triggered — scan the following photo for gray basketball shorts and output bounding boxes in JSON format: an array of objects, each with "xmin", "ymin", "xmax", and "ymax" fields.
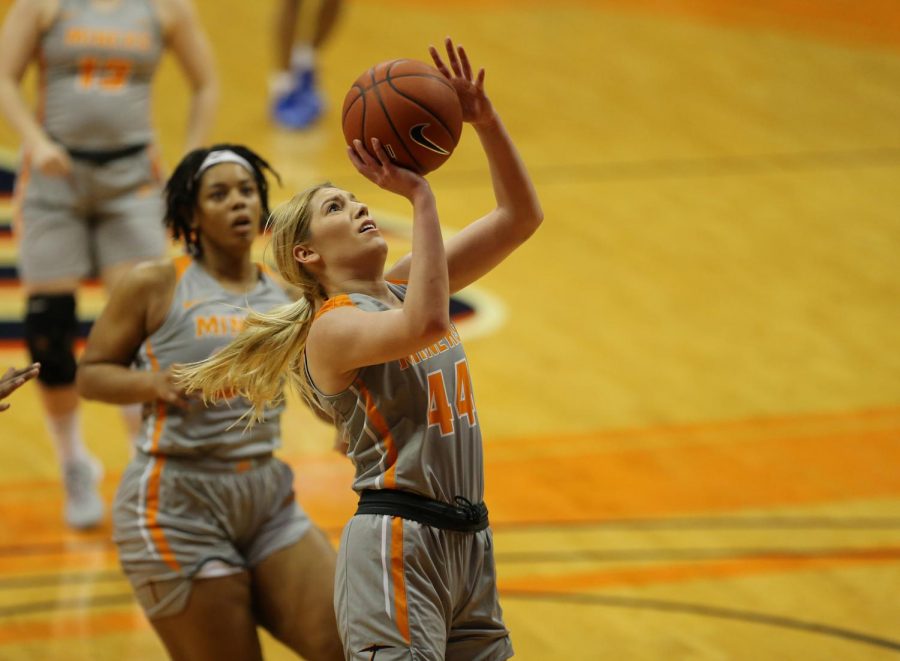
[
  {"xmin": 113, "ymin": 452, "xmax": 313, "ymax": 620},
  {"xmin": 14, "ymin": 146, "xmax": 167, "ymax": 283},
  {"xmin": 335, "ymin": 514, "xmax": 513, "ymax": 661}
]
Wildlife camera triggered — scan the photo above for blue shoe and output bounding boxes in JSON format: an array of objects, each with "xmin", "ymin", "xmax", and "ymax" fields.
[{"xmin": 272, "ymin": 69, "xmax": 323, "ymax": 130}]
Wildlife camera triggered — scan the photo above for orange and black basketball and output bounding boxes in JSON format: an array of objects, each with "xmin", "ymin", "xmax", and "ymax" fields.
[{"xmin": 341, "ymin": 59, "xmax": 463, "ymax": 175}]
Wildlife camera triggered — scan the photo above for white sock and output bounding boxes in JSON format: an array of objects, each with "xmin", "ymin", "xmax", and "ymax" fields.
[
  {"xmin": 46, "ymin": 409, "xmax": 90, "ymax": 467},
  {"xmin": 270, "ymin": 70, "xmax": 296, "ymax": 97},
  {"xmin": 290, "ymin": 43, "xmax": 315, "ymax": 72}
]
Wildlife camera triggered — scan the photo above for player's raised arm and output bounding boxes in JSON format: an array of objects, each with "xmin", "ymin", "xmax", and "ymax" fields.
[{"xmin": 386, "ymin": 37, "xmax": 543, "ymax": 293}]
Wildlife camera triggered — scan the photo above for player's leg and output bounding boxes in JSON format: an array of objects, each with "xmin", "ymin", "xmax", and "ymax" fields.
[
  {"xmin": 336, "ymin": 515, "xmax": 450, "ymax": 660},
  {"xmin": 18, "ymin": 162, "xmax": 103, "ymax": 529},
  {"xmin": 241, "ymin": 457, "xmax": 343, "ymax": 658},
  {"xmin": 312, "ymin": 0, "xmax": 342, "ymax": 49},
  {"xmin": 251, "ymin": 526, "xmax": 344, "ymax": 660},
  {"xmin": 115, "ymin": 455, "xmax": 264, "ymax": 660},
  {"xmin": 149, "ymin": 571, "xmax": 264, "ymax": 661},
  {"xmin": 446, "ymin": 529, "xmax": 513, "ymax": 661},
  {"xmin": 271, "ymin": 0, "xmax": 343, "ymax": 129}
]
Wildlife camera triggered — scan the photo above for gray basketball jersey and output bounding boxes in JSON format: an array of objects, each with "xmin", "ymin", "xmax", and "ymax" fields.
[
  {"xmin": 308, "ymin": 282, "xmax": 485, "ymax": 504},
  {"xmin": 39, "ymin": 0, "xmax": 163, "ymax": 149},
  {"xmin": 134, "ymin": 256, "xmax": 290, "ymax": 459}
]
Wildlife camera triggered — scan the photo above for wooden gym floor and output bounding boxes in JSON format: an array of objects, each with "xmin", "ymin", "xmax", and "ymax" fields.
[{"xmin": 1, "ymin": 0, "xmax": 899, "ymax": 658}]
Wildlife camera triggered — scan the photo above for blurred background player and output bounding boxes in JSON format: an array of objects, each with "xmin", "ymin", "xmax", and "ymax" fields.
[
  {"xmin": 77, "ymin": 145, "xmax": 342, "ymax": 660},
  {"xmin": 270, "ymin": 0, "xmax": 343, "ymax": 130},
  {"xmin": 0, "ymin": 0, "xmax": 218, "ymax": 529}
]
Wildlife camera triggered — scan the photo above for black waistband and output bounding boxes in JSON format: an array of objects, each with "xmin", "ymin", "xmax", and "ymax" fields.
[
  {"xmin": 356, "ymin": 489, "xmax": 489, "ymax": 533},
  {"xmin": 65, "ymin": 142, "xmax": 147, "ymax": 164}
]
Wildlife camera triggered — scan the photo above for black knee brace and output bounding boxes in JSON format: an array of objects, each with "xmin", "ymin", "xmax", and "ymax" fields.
[{"xmin": 24, "ymin": 293, "xmax": 78, "ymax": 387}]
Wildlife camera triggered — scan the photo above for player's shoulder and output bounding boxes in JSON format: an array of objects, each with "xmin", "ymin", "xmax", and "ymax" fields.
[
  {"xmin": 149, "ymin": 0, "xmax": 195, "ymax": 32},
  {"xmin": 119, "ymin": 258, "xmax": 179, "ymax": 295},
  {"xmin": 7, "ymin": 0, "xmax": 58, "ymax": 30}
]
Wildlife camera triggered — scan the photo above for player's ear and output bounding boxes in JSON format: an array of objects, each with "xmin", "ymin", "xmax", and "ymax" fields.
[{"xmin": 293, "ymin": 243, "xmax": 319, "ymax": 267}]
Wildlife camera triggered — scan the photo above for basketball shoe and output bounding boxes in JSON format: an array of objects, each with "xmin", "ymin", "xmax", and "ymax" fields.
[
  {"xmin": 272, "ymin": 68, "xmax": 323, "ymax": 130},
  {"xmin": 63, "ymin": 455, "xmax": 104, "ymax": 529}
]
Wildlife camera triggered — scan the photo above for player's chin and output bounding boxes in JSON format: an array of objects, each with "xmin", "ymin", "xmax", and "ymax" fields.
[{"xmin": 359, "ymin": 235, "xmax": 389, "ymax": 259}]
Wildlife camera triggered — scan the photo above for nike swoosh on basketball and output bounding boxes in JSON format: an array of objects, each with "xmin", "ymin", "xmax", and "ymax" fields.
[{"xmin": 409, "ymin": 123, "xmax": 450, "ymax": 155}]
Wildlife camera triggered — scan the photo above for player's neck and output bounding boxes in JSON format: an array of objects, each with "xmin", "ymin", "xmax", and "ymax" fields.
[
  {"xmin": 197, "ymin": 252, "xmax": 258, "ymax": 292},
  {"xmin": 326, "ymin": 278, "xmax": 397, "ymax": 307}
]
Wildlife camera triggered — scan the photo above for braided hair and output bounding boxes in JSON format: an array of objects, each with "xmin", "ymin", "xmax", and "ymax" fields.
[{"xmin": 164, "ymin": 143, "xmax": 281, "ymax": 256}]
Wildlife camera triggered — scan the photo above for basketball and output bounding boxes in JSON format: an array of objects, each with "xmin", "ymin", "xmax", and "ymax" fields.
[{"xmin": 342, "ymin": 59, "xmax": 463, "ymax": 175}]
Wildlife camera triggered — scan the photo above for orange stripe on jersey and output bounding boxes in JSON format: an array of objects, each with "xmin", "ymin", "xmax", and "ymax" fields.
[
  {"xmin": 355, "ymin": 381, "xmax": 399, "ymax": 488},
  {"xmin": 144, "ymin": 455, "xmax": 180, "ymax": 571},
  {"xmin": 314, "ymin": 294, "xmax": 354, "ymax": 321},
  {"xmin": 141, "ymin": 340, "xmax": 179, "ymax": 570},
  {"xmin": 386, "ymin": 279, "xmax": 409, "ymax": 285},
  {"xmin": 391, "ymin": 517, "xmax": 410, "ymax": 643},
  {"xmin": 172, "ymin": 255, "xmax": 192, "ymax": 283}
]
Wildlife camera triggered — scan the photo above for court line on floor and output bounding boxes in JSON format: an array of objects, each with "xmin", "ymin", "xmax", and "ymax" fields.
[
  {"xmin": 502, "ymin": 590, "xmax": 900, "ymax": 652},
  {"xmin": 495, "ymin": 545, "xmax": 900, "ymax": 564}
]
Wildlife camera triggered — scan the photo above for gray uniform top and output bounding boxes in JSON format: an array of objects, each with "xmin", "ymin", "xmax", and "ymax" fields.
[
  {"xmin": 308, "ymin": 282, "xmax": 485, "ymax": 504},
  {"xmin": 39, "ymin": 0, "xmax": 163, "ymax": 150},
  {"xmin": 134, "ymin": 256, "xmax": 290, "ymax": 459}
]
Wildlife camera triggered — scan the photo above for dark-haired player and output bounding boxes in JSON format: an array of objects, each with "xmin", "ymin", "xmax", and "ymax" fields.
[
  {"xmin": 0, "ymin": 0, "xmax": 218, "ymax": 529},
  {"xmin": 76, "ymin": 145, "xmax": 342, "ymax": 660}
]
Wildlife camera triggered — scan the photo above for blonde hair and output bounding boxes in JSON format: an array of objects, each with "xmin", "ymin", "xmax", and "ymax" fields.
[{"xmin": 177, "ymin": 183, "xmax": 332, "ymax": 423}]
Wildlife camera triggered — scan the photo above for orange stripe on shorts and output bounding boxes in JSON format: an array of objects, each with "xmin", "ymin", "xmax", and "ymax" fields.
[{"xmin": 391, "ymin": 517, "xmax": 410, "ymax": 643}]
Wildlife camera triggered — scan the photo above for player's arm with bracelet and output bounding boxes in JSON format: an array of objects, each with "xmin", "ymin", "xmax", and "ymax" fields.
[
  {"xmin": 76, "ymin": 262, "xmax": 191, "ymax": 409},
  {"xmin": 385, "ymin": 37, "xmax": 544, "ymax": 293}
]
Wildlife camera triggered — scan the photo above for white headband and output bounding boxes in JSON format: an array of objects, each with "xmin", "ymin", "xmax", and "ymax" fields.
[{"xmin": 194, "ymin": 149, "xmax": 254, "ymax": 180}]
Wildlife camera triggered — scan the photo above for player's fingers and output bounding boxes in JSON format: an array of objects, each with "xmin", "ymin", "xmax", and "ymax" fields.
[
  {"xmin": 0, "ymin": 403, "xmax": 10, "ymax": 412},
  {"xmin": 347, "ymin": 145, "xmax": 366, "ymax": 171},
  {"xmin": 59, "ymin": 152, "xmax": 73, "ymax": 174},
  {"xmin": 428, "ymin": 45, "xmax": 451, "ymax": 78},
  {"xmin": 353, "ymin": 139, "xmax": 379, "ymax": 167},
  {"xmin": 371, "ymin": 138, "xmax": 392, "ymax": 167},
  {"xmin": 164, "ymin": 391, "xmax": 190, "ymax": 409},
  {"xmin": 458, "ymin": 45, "xmax": 473, "ymax": 81},
  {"xmin": 444, "ymin": 37, "xmax": 463, "ymax": 78},
  {"xmin": 1, "ymin": 367, "xmax": 14, "ymax": 380},
  {"xmin": 2, "ymin": 378, "xmax": 24, "ymax": 395},
  {"xmin": 476, "ymin": 68, "xmax": 486, "ymax": 90}
]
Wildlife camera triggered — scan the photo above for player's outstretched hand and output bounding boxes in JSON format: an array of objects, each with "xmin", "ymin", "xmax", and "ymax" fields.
[
  {"xmin": 0, "ymin": 363, "xmax": 40, "ymax": 412},
  {"xmin": 429, "ymin": 37, "xmax": 494, "ymax": 126}
]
